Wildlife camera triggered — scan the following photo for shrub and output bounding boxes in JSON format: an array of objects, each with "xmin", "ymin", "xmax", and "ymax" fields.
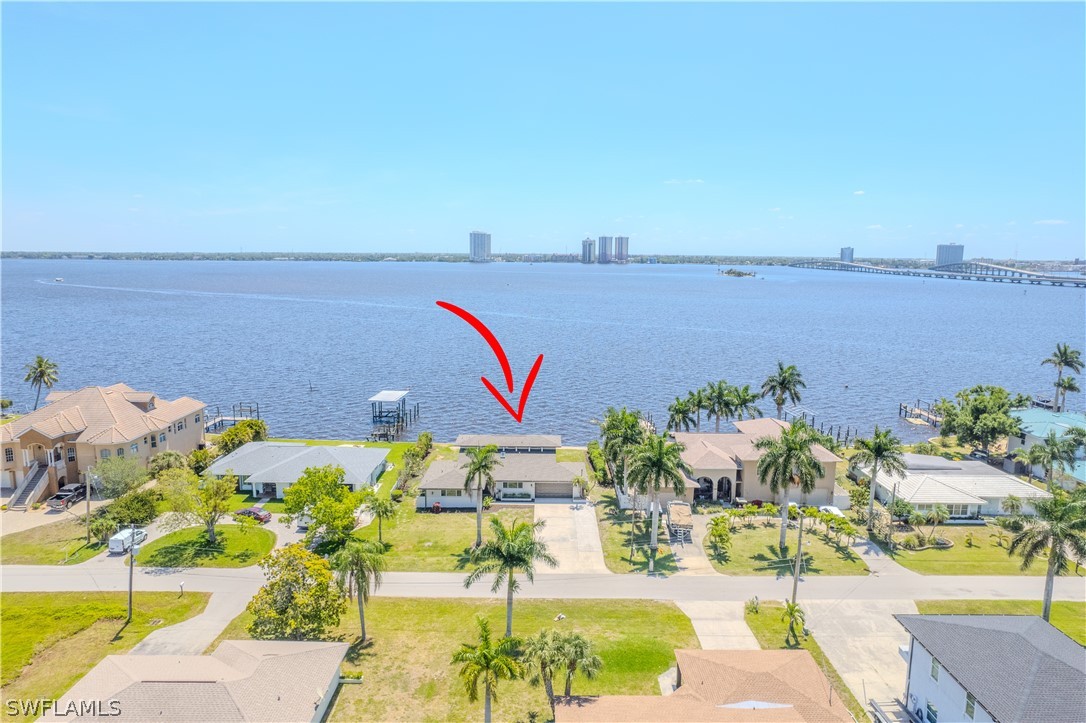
[
  {"xmin": 587, "ymin": 441, "xmax": 609, "ymax": 484},
  {"xmin": 189, "ymin": 448, "xmax": 219, "ymax": 475},
  {"xmin": 89, "ymin": 515, "xmax": 118, "ymax": 544},
  {"xmin": 391, "ymin": 489, "xmax": 403, "ymax": 503},
  {"xmin": 482, "ymin": 495, "xmax": 493, "ymax": 510},
  {"xmin": 109, "ymin": 488, "xmax": 160, "ymax": 526},
  {"xmin": 91, "ymin": 456, "xmax": 149, "ymax": 499},
  {"xmin": 414, "ymin": 431, "xmax": 433, "ymax": 459},
  {"xmin": 745, "ymin": 596, "xmax": 760, "ymax": 614},
  {"xmin": 31, "ymin": 503, "xmax": 41, "ymax": 510},
  {"xmin": 149, "ymin": 450, "xmax": 188, "ymax": 477}
]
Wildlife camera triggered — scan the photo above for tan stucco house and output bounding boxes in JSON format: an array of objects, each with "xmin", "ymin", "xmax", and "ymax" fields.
[{"xmin": 1, "ymin": 383, "xmax": 206, "ymax": 509}]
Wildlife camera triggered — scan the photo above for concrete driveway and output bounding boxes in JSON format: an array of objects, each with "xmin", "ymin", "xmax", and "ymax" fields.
[
  {"xmin": 534, "ymin": 500, "xmax": 609, "ymax": 574},
  {"xmin": 805, "ymin": 599, "xmax": 918, "ymax": 705},
  {"xmin": 676, "ymin": 601, "xmax": 760, "ymax": 649},
  {"xmin": 1, "ymin": 495, "xmax": 111, "ymax": 536},
  {"xmin": 670, "ymin": 515, "xmax": 718, "ymax": 576}
]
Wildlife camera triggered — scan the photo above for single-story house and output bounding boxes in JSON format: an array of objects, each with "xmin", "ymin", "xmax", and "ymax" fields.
[
  {"xmin": 42, "ymin": 640, "xmax": 348, "ymax": 722},
  {"xmin": 209, "ymin": 442, "xmax": 388, "ymax": 498},
  {"xmin": 455, "ymin": 434, "xmax": 561, "ymax": 453},
  {"xmin": 868, "ymin": 453, "xmax": 1050, "ymax": 518},
  {"xmin": 1005, "ymin": 408, "xmax": 1086, "ymax": 489},
  {"xmin": 891, "ymin": 615, "xmax": 1085, "ymax": 723},
  {"xmin": 418, "ymin": 452, "xmax": 586, "ymax": 508},
  {"xmin": 554, "ymin": 649, "xmax": 852, "ymax": 722},
  {"xmin": 668, "ymin": 418, "xmax": 842, "ymax": 508}
]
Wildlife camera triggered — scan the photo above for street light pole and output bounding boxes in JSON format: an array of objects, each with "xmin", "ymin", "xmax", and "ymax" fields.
[{"xmin": 127, "ymin": 523, "xmax": 135, "ymax": 623}]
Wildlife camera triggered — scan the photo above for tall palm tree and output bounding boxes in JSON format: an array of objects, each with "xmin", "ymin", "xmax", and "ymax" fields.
[
  {"xmin": 627, "ymin": 434, "xmax": 691, "ymax": 572},
  {"xmin": 23, "ymin": 356, "xmax": 59, "ymax": 410},
  {"xmin": 686, "ymin": 388, "xmax": 707, "ymax": 431},
  {"xmin": 705, "ymin": 380, "xmax": 734, "ymax": 433},
  {"xmin": 852, "ymin": 426, "xmax": 907, "ymax": 531},
  {"xmin": 728, "ymin": 384, "xmax": 763, "ymax": 421},
  {"xmin": 1055, "ymin": 376, "xmax": 1080, "ymax": 413},
  {"xmin": 1067, "ymin": 425, "xmax": 1086, "ymax": 453},
  {"xmin": 522, "ymin": 629, "xmax": 564, "ymax": 716},
  {"xmin": 1014, "ymin": 445, "xmax": 1045, "ymax": 485},
  {"xmin": 1042, "ymin": 344, "xmax": 1083, "ymax": 411},
  {"xmin": 559, "ymin": 631, "xmax": 603, "ymax": 697},
  {"xmin": 761, "ymin": 362, "xmax": 806, "ymax": 419},
  {"xmin": 781, "ymin": 601, "xmax": 806, "ymax": 646},
  {"xmin": 450, "ymin": 617, "xmax": 522, "ymax": 723},
  {"xmin": 600, "ymin": 406, "xmax": 645, "ymax": 492},
  {"xmin": 1008, "ymin": 489, "xmax": 1086, "ymax": 621},
  {"xmin": 368, "ymin": 495, "xmax": 397, "ymax": 545},
  {"xmin": 1029, "ymin": 431, "xmax": 1078, "ymax": 492},
  {"xmin": 666, "ymin": 397, "xmax": 696, "ymax": 433},
  {"xmin": 754, "ymin": 420, "xmax": 825, "ymax": 550},
  {"xmin": 464, "ymin": 517, "xmax": 558, "ymax": 637},
  {"xmin": 462, "ymin": 445, "xmax": 500, "ymax": 548},
  {"xmin": 330, "ymin": 539, "xmax": 386, "ymax": 643}
]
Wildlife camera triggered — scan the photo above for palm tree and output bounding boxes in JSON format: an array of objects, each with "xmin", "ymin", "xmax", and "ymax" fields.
[
  {"xmin": 368, "ymin": 495, "xmax": 397, "ymax": 545},
  {"xmin": 754, "ymin": 420, "xmax": 825, "ymax": 550},
  {"xmin": 450, "ymin": 617, "xmax": 522, "ymax": 723},
  {"xmin": 1067, "ymin": 426, "xmax": 1086, "ymax": 453},
  {"xmin": 600, "ymin": 406, "xmax": 645, "ymax": 492},
  {"xmin": 558, "ymin": 631, "xmax": 603, "ymax": 697},
  {"xmin": 522, "ymin": 629, "xmax": 564, "ymax": 716},
  {"xmin": 330, "ymin": 539, "xmax": 387, "ymax": 643},
  {"xmin": 464, "ymin": 516, "xmax": 558, "ymax": 637},
  {"xmin": 1030, "ymin": 431, "xmax": 1078, "ymax": 492},
  {"xmin": 627, "ymin": 434, "xmax": 691, "ymax": 572},
  {"xmin": 1055, "ymin": 376, "xmax": 1080, "ymax": 413},
  {"xmin": 462, "ymin": 445, "xmax": 500, "ymax": 548},
  {"xmin": 666, "ymin": 397, "xmax": 696, "ymax": 433},
  {"xmin": 1008, "ymin": 489, "xmax": 1086, "ymax": 621},
  {"xmin": 925, "ymin": 504, "xmax": 950, "ymax": 541},
  {"xmin": 728, "ymin": 384, "xmax": 763, "ymax": 421},
  {"xmin": 761, "ymin": 362, "xmax": 806, "ymax": 419},
  {"xmin": 23, "ymin": 356, "xmax": 59, "ymax": 410},
  {"xmin": 1013, "ymin": 445, "xmax": 1045, "ymax": 485},
  {"xmin": 852, "ymin": 426, "xmax": 907, "ymax": 532},
  {"xmin": 781, "ymin": 601, "xmax": 806, "ymax": 646},
  {"xmin": 705, "ymin": 380, "xmax": 734, "ymax": 433},
  {"xmin": 686, "ymin": 388, "xmax": 707, "ymax": 431},
  {"xmin": 1042, "ymin": 343, "xmax": 1083, "ymax": 411}
]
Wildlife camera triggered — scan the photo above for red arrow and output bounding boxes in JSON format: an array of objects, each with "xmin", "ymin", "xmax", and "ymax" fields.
[{"xmin": 436, "ymin": 300, "xmax": 544, "ymax": 423}]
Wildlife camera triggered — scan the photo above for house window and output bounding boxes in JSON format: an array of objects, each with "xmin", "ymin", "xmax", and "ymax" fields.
[
  {"xmin": 965, "ymin": 693, "xmax": 976, "ymax": 720},
  {"xmin": 131, "ymin": 444, "xmax": 139, "ymax": 455},
  {"xmin": 101, "ymin": 449, "xmax": 111, "ymax": 459},
  {"xmin": 194, "ymin": 414, "xmax": 201, "ymax": 423},
  {"xmin": 505, "ymin": 482, "xmax": 524, "ymax": 489},
  {"xmin": 117, "ymin": 447, "xmax": 125, "ymax": 457},
  {"xmin": 67, "ymin": 447, "xmax": 76, "ymax": 462},
  {"xmin": 159, "ymin": 434, "xmax": 166, "ymax": 443},
  {"xmin": 925, "ymin": 702, "xmax": 938, "ymax": 723},
  {"xmin": 930, "ymin": 658, "xmax": 940, "ymax": 681},
  {"xmin": 4, "ymin": 448, "xmax": 13, "ymax": 463},
  {"xmin": 442, "ymin": 489, "xmax": 462, "ymax": 497}
]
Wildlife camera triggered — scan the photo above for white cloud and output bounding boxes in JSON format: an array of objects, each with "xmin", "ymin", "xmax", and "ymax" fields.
[
  {"xmin": 1033, "ymin": 219, "xmax": 1067, "ymax": 225},
  {"xmin": 768, "ymin": 207, "xmax": 781, "ymax": 212},
  {"xmin": 866, "ymin": 224, "xmax": 883, "ymax": 230},
  {"xmin": 954, "ymin": 223, "xmax": 964, "ymax": 229},
  {"xmin": 663, "ymin": 179, "xmax": 704, "ymax": 185},
  {"xmin": 853, "ymin": 190, "xmax": 865, "ymax": 195},
  {"xmin": 1006, "ymin": 221, "xmax": 1017, "ymax": 226}
]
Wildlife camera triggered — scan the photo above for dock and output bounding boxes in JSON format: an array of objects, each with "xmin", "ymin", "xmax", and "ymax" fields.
[
  {"xmin": 205, "ymin": 403, "xmax": 261, "ymax": 432},
  {"xmin": 898, "ymin": 400, "xmax": 943, "ymax": 428},
  {"xmin": 369, "ymin": 389, "xmax": 420, "ymax": 441}
]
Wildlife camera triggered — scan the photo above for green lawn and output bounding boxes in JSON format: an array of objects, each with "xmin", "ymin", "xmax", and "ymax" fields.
[
  {"xmin": 704, "ymin": 517, "xmax": 868, "ymax": 576},
  {"xmin": 877, "ymin": 522, "xmax": 1086, "ymax": 577},
  {"xmin": 135, "ymin": 524, "xmax": 276, "ymax": 568},
  {"xmin": 0, "ymin": 414, "xmax": 23, "ymax": 426},
  {"xmin": 916, "ymin": 600, "xmax": 1086, "ymax": 645},
  {"xmin": 593, "ymin": 488, "xmax": 677, "ymax": 575},
  {"xmin": 556, "ymin": 447, "xmax": 587, "ymax": 463},
  {"xmin": 0, "ymin": 516, "xmax": 107, "ymax": 565},
  {"xmin": 745, "ymin": 602, "xmax": 868, "ymax": 722},
  {"xmin": 1, "ymin": 591, "xmax": 209, "ymax": 721},
  {"xmin": 226, "ymin": 493, "xmax": 287, "ymax": 514},
  {"xmin": 429, "ymin": 444, "xmax": 458, "ymax": 461},
  {"xmin": 211, "ymin": 597, "xmax": 699, "ymax": 723}
]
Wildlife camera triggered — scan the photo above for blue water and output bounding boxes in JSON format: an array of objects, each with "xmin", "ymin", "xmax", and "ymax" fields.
[{"xmin": 2, "ymin": 259, "xmax": 1083, "ymax": 444}]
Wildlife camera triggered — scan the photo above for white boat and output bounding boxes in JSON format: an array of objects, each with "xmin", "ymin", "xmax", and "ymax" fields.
[{"xmin": 54, "ymin": 277, "xmax": 64, "ymax": 282}]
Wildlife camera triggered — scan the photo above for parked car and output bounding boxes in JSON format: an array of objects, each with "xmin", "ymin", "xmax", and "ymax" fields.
[
  {"xmin": 46, "ymin": 483, "xmax": 87, "ymax": 510},
  {"xmin": 818, "ymin": 505, "xmax": 845, "ymax": 518},
  {"xmin": 235, "ymin": 506, "xmax": 272, "ymax": 524},
  {"xmin": 108, "ymin": 527, "xmax": 147, "ymax": 554}
]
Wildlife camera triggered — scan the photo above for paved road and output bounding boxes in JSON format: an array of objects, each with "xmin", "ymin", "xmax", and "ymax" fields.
[{"xmin": 534, "ymin": 501, "xmax": 609, "ymax": 574}]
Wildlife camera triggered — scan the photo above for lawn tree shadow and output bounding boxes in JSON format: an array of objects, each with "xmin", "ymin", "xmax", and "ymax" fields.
[
  {"xmin": 142, "ymin": 533, "xmax": 228, "ymax": 568},
  {"xmin": 751, "ymin": 545, "xmax": 822, "ymax": 577},
  {"xmin": 345, "ymin": 636, "xmax": 377, "ymax": 664}
]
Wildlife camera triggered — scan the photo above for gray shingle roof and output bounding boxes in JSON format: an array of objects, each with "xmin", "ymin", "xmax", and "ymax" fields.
[
  {"xmin": 418, "ymin": 454, "xmax": 584, "ymax": 490},
  {"xmin": 209, "ymin": 442, "xmax": 388, "ymax": 489},
  {"xmin": 455, "ymin": 434, "xmax": 562, "ymax": 448},
  {"xmin": 895, "ymin": 615, "xmax": 1086, "ymax": 723}
]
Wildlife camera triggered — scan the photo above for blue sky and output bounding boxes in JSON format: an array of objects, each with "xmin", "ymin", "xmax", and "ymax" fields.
[{"xmin": 3, "ymin": 2, "xmax": 1084, "ymax": 258}]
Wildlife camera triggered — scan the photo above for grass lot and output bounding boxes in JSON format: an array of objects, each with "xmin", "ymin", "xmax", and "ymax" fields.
[
  {"xmin": 556, "ymin": 447, "xmax": 587, "ymax": 463},
  {"xmin": 135, "ymin": 524, "xmax": 276, "ymax": 568},
  {"xmin": 916, "ymin": 600, "xmax": 1086, "ymax": 645},
  {"xmin": 211, "ymin": 597, "xmax": 699, "ymax": 723},
  {"xmin": 745, "ymin": 602, "xmax": 868, "ymax": 722},
  {"xmin": 1, "ymin": 592, "xmax": 209, "ymax": 721},
  {"xmin": 0, "ymin": 414, "xmax": 23, "ymax": 425},
  {"xmin": 704, "ymin": 517, "xmax": 868, "ymax": 576},
  {"xmin": 429, "ymin": 444, "xmax": 458, "ymax": 461},
  {"xmin": 593, "ymin": 488, "xmax": 677, "ymax": 575},
  {"xmin": 878, "ymin": 523, "xmax": 1086, "ymax": 577},
  {"xmin": 0, "ymin": 516, "xmax": 106, "ymax": 565},
  {"xmin": 353, "ymin": 505, "xmax": 535, "ymax": 571},
  {"xmin": 226, "ymin": 493, "xmax": 286, "ymax": 514}
]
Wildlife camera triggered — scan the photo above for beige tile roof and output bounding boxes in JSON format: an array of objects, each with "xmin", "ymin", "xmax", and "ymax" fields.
[
  {"xmin": 43, "ymin": 640, "xmax": 348, "ymax": 722},
  {"xmin": 1, "ymin": 384, "xmax": 205, "ymax": 445},
  {"xmin": 674, "ymin": 420, "xmax": 841, "ymax": 474},
  {"xmin": 555, "ymin": 650, "xmax": 852, "ymax": 722}
]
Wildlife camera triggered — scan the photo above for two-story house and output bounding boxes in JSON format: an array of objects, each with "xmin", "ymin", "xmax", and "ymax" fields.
[
  {"xmin": 1005, "ymin": 408, "xmax": 1086, "ymax": 489},
  {"xmin": 1, "ymin": 383, "xmax": 206, "ymax": 509}
]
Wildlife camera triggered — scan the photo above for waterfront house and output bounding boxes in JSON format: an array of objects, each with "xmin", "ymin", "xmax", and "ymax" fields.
[
  {"xmin": 0, "ymin": 383, "xmax": 205, "ymax": 509},
  {"xmin": 1005, "ymin": 408, "xmax": 1086, "ymax": 489},
  {"xmin": 454, "ymin": 433, "xmax": 561, "ymax": 454},
  {"xmin": 867, "ymin": 453, "xmax": 1050, "ymax": 519},
  {"xmin": 885, "ymin": 615, "xmax": 1085, "ymax": 723},
  {"xmin": 554, "ymin": 649, "xmax": 852, "ymax": 722},
  {"xmin": 43, "ymin": 640, "xmax": 348, "ymax": 722},
  {"xmin": 208, "ymin": 442, "xmax": 388, "ymax": 498},
  {"xmin": 669, "ymin": 419, "xmax": 842, "ymax": 508}
]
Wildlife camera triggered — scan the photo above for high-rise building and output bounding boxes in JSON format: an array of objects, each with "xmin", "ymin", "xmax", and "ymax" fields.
[
  {"xmin": 840, "ymin": 247, "xmax": 854, "ymax": 262},
  {"xmin": 598, "ymin": 236, "xmax": 613, "ymax": 264},
  {"xmin": 469, "ymin": 231, "xmax": 492, "ymax": 262},
  {"xmin": 935, "ymin": 243, "xmax": 964, "ymax": 267},
  {"xmin": 614, "ymin": 236, "xmax": 629, "ymax": 262},
  {"xmin": 581, "ymin": 238, "xmax": 596, "ymax": 264}
]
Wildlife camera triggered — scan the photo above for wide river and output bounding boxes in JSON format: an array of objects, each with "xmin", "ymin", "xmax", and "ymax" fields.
[{"xmin": 2, "ymin": 259, "xmax": 1083, "ymax": 444}]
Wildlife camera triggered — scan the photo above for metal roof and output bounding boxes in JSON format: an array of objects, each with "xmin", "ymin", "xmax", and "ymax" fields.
[{"xmin": 368, "ymin": 390, "xmax": 410, "ymax": 403}]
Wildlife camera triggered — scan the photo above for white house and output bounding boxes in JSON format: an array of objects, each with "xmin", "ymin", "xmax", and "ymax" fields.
[
  {"xmin": 867, "ymin": 454, "xmax": 1050, "ymax": 518},
  {"xmin": 890, "ymin": 615, "xmax": 1085, "ymax": 723},
  {"xmin": 1005, "ymin": 408, "xmax": 1086, "ymax": 489},
  {"xmin": 418, "ymin": 451, "xmax": 585, "ymax": 509},
  {"xmin": 209, "ymin": 442, "xmax": 388, "ymax": 498}
]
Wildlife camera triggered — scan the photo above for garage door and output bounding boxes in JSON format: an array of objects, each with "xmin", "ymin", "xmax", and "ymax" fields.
[{"xmin": 535, "ymin": 483, "xmax": 572, "ymax": 498}]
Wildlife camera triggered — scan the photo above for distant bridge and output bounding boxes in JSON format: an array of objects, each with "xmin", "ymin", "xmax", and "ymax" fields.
[{"xmin": 790, "ymin": 260, "xmax": 1086, "ymax": 287}]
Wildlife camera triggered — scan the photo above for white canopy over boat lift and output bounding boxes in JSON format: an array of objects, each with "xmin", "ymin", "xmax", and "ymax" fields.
[{"xmin": 368, "ymin": 390, "xmax": 420, "ymax": 441}]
